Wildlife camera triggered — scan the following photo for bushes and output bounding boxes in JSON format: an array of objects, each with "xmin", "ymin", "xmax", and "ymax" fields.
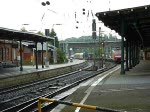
[{"xmin": 57, "ymin": 48, "xmax": 67, "ymax": 64}]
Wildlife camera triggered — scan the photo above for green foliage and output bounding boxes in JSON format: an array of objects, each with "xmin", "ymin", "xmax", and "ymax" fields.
[
  {"xmin": 63, "ymin": 35, "xmax": 120, "ymax": 59},
  {"xmin": 57, "ymin": 48, "xmax": 67, "ymax": 63},
  {"xmin": 49, "ymin": 28, "xmax": 56, "ymax": 37},
  {"xmin": 64, "ymin": 35, "xmax": 121, "ymax": 42},
  {"xmin": 37, "ymin": 31, "xmax": 44, "ymax": 36}
]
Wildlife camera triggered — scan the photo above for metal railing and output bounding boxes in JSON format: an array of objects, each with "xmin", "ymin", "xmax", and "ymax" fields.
[{"xmin": 38, "ymin": 97, "xmax": 123, "ymax": 112}]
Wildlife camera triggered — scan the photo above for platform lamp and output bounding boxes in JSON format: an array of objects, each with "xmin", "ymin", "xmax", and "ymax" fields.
[{"xmin": 45, "ymin": 29, "xmax": 50, "ymax": 67}]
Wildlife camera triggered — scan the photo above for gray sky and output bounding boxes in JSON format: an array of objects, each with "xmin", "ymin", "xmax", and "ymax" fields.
[{"xmin": 0, "ymin": 0, "xmax": 149, "ymax": 40}]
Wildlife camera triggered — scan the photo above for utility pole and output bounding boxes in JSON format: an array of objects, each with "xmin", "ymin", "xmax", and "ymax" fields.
[
  {"xmin": 53, "ymin": 36, "xmax": 57, "ymax": 64},
  {"xmin": 92, "ymin": 19, "xmax": 97, "ymax": 70}
]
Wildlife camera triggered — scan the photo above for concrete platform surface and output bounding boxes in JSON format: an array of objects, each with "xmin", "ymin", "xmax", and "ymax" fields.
[
  {"xmin": 0, "ymin": 59, "xmax": 85, "ymax": 78},
  {"xmin": 53, "ymin": 60, "xmax": 150, "ymax": 112}
]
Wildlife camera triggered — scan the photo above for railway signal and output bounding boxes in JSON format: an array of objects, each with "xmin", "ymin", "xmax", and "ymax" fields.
[{"xmin": 92, "ymin": 19, "xmax": 96, "ymax": 39}]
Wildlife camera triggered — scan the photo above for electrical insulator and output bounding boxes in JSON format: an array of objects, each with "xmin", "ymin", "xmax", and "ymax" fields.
[
  {"xmin": 46, "ymin": 1, "xmax": 50, "ymax": 5},
  {"xmin": 82, "ymin": 8, "xmax": 85, "ymax": 15},
  {"xmin": 41, "ymin": 2, "xmax": 46, "ymax": 6}
]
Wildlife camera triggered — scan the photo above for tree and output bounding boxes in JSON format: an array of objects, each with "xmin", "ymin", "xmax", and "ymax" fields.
[
  {"xmin": 20, "ymin": 27, "xmax": 27, "ymax": 32},
  {"xmin": 57, "ymin": 48, "xmax": 67, "ymax": 63},
  {"xmin": 48, "ymin": 28, "xmax": 66, "ymax": 63},
  {"xmin": 37, "ymin": 31, "xmax": 44, "ymax": 36},
  {"xmin": 49, "ymin": 28, "xmax": 56, "ymax": 37}
]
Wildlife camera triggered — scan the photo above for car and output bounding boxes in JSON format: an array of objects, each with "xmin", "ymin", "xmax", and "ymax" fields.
[{"xmin": 70, "ymin": 58, "xmax": 73, "ymax": 62}]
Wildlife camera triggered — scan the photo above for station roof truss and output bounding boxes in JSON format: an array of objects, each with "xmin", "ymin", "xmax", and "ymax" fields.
[
  {"xmin": 0, "ymin": 27, "xmax": 53, "ymax": 43},
  {"xmin": 96, "ymin": 5, "xmax": 150, "ymax": 48}
]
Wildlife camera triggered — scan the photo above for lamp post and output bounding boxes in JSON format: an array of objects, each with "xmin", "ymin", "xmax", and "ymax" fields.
[
  {"xmin": 53, "ymin": 36, "xmax": 57, "ymax": 64},
  {"xmin": 98, "ymin": 27, "xmax": 105, "ymax": 68},
  {"xmin": 99, "ymin": 27, "xmax": 101, "ymax": 68},
  {"xmin": 52, "ymin": 24, "xmax": 62, "ymax": 64}
]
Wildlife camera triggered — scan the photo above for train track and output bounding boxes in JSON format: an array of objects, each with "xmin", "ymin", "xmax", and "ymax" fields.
[{"xmin": 0, "ymin": 61, "xmax": 116, "ymax": 112}]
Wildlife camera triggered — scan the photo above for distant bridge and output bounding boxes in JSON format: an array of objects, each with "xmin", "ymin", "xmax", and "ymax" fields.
[{"xmin": 59, "ymin": 41, "xmax": 121, "ymax": 57}]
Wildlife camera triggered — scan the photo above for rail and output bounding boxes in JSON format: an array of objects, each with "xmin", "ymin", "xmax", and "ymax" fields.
[{"xmin": 38, "ymin": 97, "xmax": 123, "ymax": 112}]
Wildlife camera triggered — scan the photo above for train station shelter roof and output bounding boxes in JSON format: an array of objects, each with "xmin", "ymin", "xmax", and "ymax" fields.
[
  {"xmin": 96, "ymin": 5, "xmax": 150, "ymax": 48},
  {"xmin": 0, "ymin": 27, "xmax": 53, "ymax": 42}
]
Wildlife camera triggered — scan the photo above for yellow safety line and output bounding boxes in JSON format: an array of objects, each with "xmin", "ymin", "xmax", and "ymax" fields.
[{"xmin": 73, "ymin": 103, "xmax": 96, "ymax": 110}]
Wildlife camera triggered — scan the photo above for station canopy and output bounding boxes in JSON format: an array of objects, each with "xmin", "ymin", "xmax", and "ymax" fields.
[
  {"xmin": 96, "ymin": 5, "xmax": 150, "ymax": 48},
  {"xmin": 0, "ymin": 27, "xmax": 53, "ymax": 42}
]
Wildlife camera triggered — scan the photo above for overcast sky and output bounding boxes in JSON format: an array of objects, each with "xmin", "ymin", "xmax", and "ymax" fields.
[{"xmin": 0, "ymin": 0, "xmax": 149, "ymax": 40}]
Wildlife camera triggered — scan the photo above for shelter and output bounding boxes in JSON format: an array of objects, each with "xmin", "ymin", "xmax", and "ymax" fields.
[
  {"xmin": 0, "ymin": 27, "xmax": 53, "ymax": 71},
  {"xmin": 96, "ymin": 5, "xmax": 150, "ymax": 74}
]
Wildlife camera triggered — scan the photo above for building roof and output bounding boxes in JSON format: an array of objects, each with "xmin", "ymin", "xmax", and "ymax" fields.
[
  {"xmin": 0, "ymin": 27, "xmax": 53, "ymax": 42},
  {"xmin": 22, "ymin": 42, "xmax": 56, "ymax": 51},
  {"xmin": 96, "ymin": 5, "xmax": 150, "ymax": 48}
]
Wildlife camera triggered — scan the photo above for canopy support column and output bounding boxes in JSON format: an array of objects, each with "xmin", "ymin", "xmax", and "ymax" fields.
[
  {"xmin": 41, "ymin": 42, "xmax": 44, "ymax": 68},
  {"xmin": 135, "ymin": 42, "xmax": 137, "ymax": 66},
  {"xmin": 125, "ymin": 40, "xmax": 129, "ymax": 71},
  {"xmin": 132, "ymin": 42, "xmax": 135, "ymax": 67},
  {"xmin": 137, "ymin": 41, "xmax": 141, "ymax": 64},
  {"xmin": 19, "ymin": 40, "xmax": 23, "ymax": 71},
  {"xmin": 120, "ymin": 18, "xmax": 125, "ymax": 74},
  {"xmin": 129, "ymin": 41, "xmax": 132, "ymax": 69},
  {"xmin": 35, "ymin": 42, "xmax": 38, "ymax": 69}
]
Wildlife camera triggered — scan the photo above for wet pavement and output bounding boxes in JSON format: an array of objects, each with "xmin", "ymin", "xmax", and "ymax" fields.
[
  {"xmin": 0, "ymin": 59, "xmax": 85, "ymax": 78},
  {"xmin": 53, "ymin": 60, "xmax": 150, "ymax": 112}
]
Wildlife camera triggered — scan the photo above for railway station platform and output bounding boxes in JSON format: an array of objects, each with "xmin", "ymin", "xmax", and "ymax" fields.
[
  {"xmin": 0, "ymin": 59, "xmax": 86, "ymax": 88},
  {"xmin": 53, "ymin": 60, "xmax": 150, "ymax": 112},
  {"xmin": 0, "ymin": 59, "xmax": 85, "ymax": 78}
]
